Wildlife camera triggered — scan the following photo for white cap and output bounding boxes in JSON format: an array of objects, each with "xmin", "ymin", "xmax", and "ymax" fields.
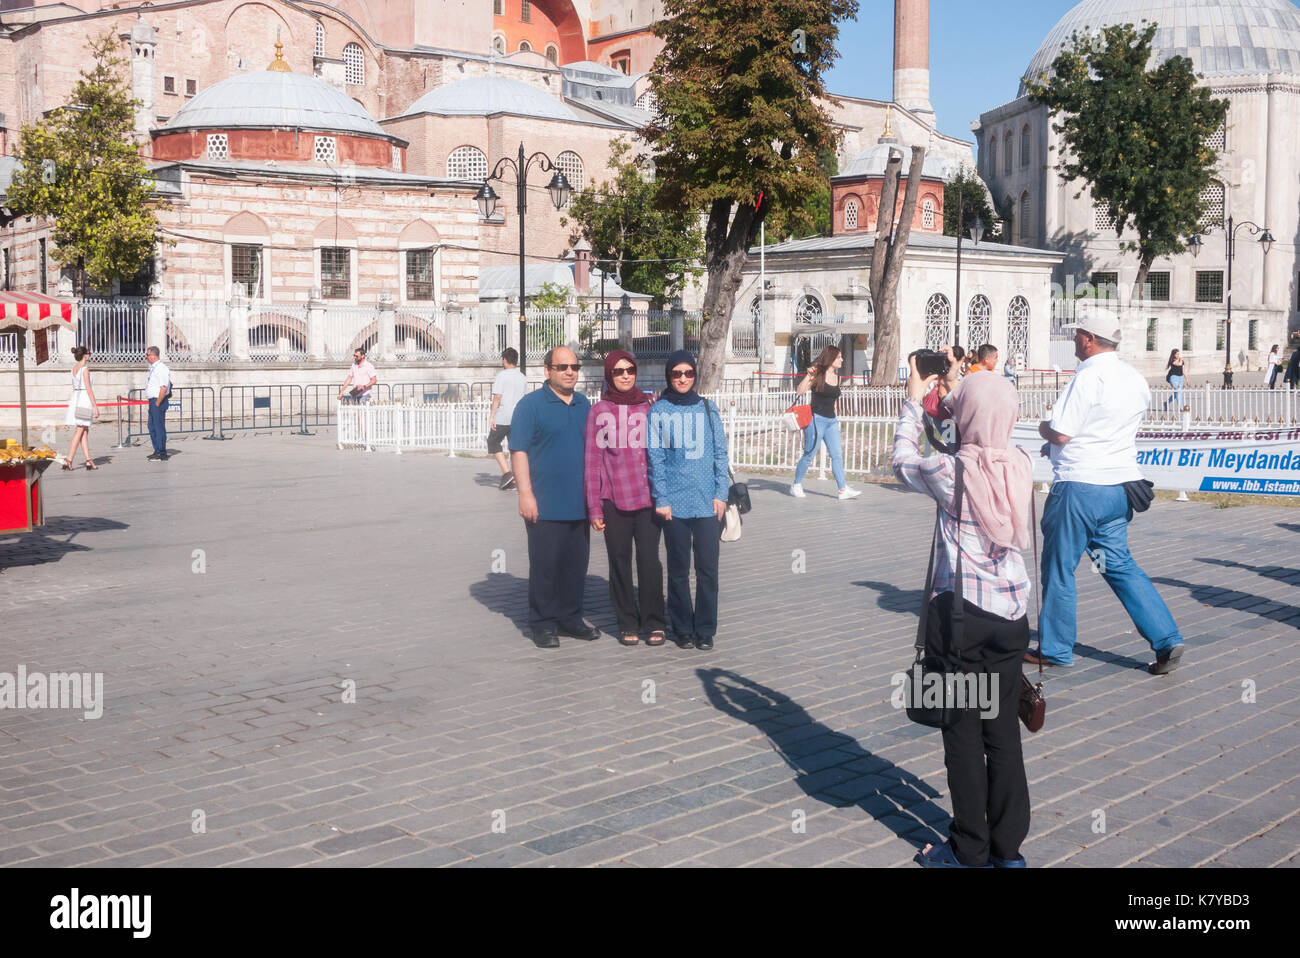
[{"xmin": 1063, "ymin": 303, "xmax": 1122, "ymax": 343}]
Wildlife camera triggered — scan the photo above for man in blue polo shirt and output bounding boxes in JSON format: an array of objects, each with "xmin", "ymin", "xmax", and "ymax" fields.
[{"xmin": 510, "ymin": 346, "xmax": 598, "ymax": 649}]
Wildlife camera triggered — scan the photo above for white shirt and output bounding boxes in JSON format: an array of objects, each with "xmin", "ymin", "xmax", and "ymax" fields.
[
  {"xmin": 145, "ymin": 360, "xmax": 171, "ymax": 400},
  {"xmin": 1049, "ymin": 351, "xmax": 1148, "ymax": 485},
  {"xmin": 492, "ymin": 367, "xmax": 528, "ymax": 425}
]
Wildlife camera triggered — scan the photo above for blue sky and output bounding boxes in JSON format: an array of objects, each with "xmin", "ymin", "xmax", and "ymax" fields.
[{"xmin": 826, "ymin": 0, "xmax": 1083, "ymax": 144}]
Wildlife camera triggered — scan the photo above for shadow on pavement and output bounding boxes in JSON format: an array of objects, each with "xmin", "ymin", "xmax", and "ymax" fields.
[
  {"xmin": 469, "ymin": 572, "xmax": 615, "ymax": 639},
  {"xmin": 1151, "ymin": 575, "xmax": 1300, "ymax": 630},
  {"xmin": 1197, "ymin": 557, "xmax": 1300, "ymax": 587},
  {"xmin": 474, "ymin": 471, "xmax": 507, "ymax": 489},
  {"xmin": 852, "ymin": 579, "xmax": 925, "ymax": 615},
  {"xmin": 1072, "ymin": 642, "xmax": 1150, "ymax": 671},
  {"xmin": 1276, "ymin": 523, "xmax": 1300, "ymax": 534},
  {"xmin": 697, "ymin": 667, "xmax": 947, "ymax": 850},
  {"xmin": 0, "ymin": 515, "xmax": 130, "ymax": 569}
]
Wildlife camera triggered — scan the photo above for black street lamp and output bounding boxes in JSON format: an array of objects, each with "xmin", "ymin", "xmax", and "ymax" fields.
[
  {"xmin": 476, "ymin": 143, "xmax": 572, "ymax": 373},
  {"xmin": 1188, "ymin": 216, "xmax": 1273, "ymax": 388},
  {"xmin": 952, "ymin": 178, "xmax": 985, "ymax": 348}
]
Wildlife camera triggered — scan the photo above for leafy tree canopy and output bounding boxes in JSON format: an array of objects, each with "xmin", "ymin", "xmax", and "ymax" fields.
[
  {"xmin": 562, "ymin": 138, "xmax": 703, "ymax": 306},
  {"xmin": 1025, "ymin": 23, "xmax": 1229, "ymax": 294},
  {"xmin": 6, "ymin": 32, "xmax": 161, "ymax": 293},
  {"xmin": 531, "ymin": 281, "xmax": 571, "ymax": 309},
  {"xmin": 763, "ymin": 145, "xmax": 838, "ymax": 241},
  {"xmin": 943, "ymin": 166, "xmax": 997, "ymax": 240}
]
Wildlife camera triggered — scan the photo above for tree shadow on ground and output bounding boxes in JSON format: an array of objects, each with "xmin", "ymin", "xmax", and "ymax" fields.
[
  {"xmin": 0, "ymin": 515, "xmax": 130, "ymax": 570},
  {"xmin": 1151, "ymin": 575, "xmax": 1300, "ymax": 630},
  {"xmin": 852, "ymin": 580, "xmax": 926, "ymax": 615},
  {"xmin": 469, "ymin": 572, "xmax": 614, "ymax": 640},
  {"xmin": 697, "ymin": 667, "xmax": 948, "ymax": 850},
  {"xmin": 1196, "ymin": 557, "xmax": 1300, "ymax": 587}
]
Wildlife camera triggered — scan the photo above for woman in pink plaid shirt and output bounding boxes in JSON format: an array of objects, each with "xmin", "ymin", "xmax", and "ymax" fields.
[{"xmin": 584, "ymin": 350, "xmax": 666, "ymax": 647}]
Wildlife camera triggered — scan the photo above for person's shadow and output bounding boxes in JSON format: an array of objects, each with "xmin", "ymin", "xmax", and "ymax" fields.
[
  {"xmin": 1151, "ymin": 574, "xmax": 1300, "ymax": 630},
  {"xmin": 852, "ymin": 580, "xmax": 926, "ymax": 615},
  {"xmin": 469, "ymin": 572, "xmax": 615, "ymax": 641},
  {"xmin": 697, "ymin": 667, "xmax": 948, "ymax": 849},
  {"xmin": 1197, "ymin": 556, "xmax": 1300, "ymax": 587},
  {"xmin": 1276, "ymin": 523, "xmax": 1300, "ymax": 534}
]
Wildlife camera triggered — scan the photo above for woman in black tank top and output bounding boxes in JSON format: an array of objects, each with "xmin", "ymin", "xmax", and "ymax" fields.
[{"xmin": 790, "ymin": 346, "xmax": 860, "ymax": 500}]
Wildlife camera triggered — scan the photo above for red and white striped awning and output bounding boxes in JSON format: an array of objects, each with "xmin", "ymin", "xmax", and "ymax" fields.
[{"xmin": 0, "ymin": 290, "xmax": 76, "ymax": 331}]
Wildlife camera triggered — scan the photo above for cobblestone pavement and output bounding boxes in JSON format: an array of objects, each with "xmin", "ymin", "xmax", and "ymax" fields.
[{"xmin": 1, "ymin": 432, "xmax": 1297, "ymax": 868}]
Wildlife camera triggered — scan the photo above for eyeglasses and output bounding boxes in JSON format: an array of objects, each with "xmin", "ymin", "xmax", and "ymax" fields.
[
  {"xmin": 670, "ymin": 369, "xmax": 696, "ymax": 380},
  {"xmin": 612, "ymin": 365, "xmax": 636, "ymax": 376},
  {"xmin": 548, "ymin": 363, "xmax": 582, "ymax": 372}
]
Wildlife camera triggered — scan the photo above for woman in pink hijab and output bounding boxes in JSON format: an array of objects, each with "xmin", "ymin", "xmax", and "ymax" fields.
[{"xmin": 893, "ymin": 352, "xmax": 1035, "ymax": 869}]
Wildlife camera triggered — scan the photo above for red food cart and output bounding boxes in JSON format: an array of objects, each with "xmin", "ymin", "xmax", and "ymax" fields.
[{"xmin": 1, "ymin": 291, "xmax": 76, "ymax": 535}]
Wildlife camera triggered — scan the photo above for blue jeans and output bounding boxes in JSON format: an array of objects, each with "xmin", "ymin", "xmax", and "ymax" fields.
[
  {"xmin": 147, "ymin": 398, "xmax": 167, "ymax": 455},
  {"xmin": 1164, "ymin": 375, "xmax": 1184, "ymax": 409},
  {"xmin": 793, "ymin": 415, "xmax": 846, "ymax": 489},
  {"xmin": 1039, "ymin": 481, "xmax": 1183, "ymax": 665}
]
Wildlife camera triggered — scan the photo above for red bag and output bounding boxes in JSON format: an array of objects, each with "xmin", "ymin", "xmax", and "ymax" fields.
[{"xmin": 783, "ymin": 403, "xmax": 812, "ymax": 431}]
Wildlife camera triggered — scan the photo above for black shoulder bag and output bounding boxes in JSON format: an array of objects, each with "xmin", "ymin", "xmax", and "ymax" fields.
[{"xmin": 905, "ymin": 459, "xmax": 968, "ymax": 730}]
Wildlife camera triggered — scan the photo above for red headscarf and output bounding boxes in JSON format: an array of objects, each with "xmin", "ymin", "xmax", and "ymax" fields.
[
  {"xmin": 602, "ymin": 350, "xmax": 649, "ymax": 406},
  {"xmin": 949, "ymin": 373, "xmax": 1034, "ymax": 550}
]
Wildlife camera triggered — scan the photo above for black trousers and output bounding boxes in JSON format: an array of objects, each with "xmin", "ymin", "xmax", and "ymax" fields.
[
  {"xmin": 601, "ymin": 501, "xmax": 665, "ymax": 634},
  {"xmin": 925, "ymin": 592, "xmax": 1031, "ymax": 866},
  {"xmin": 524, "ymin": 519, "xmax": 590, "ymax": 632},
  {"xmin": 662, "ymin": 515, "xmax": 721, "ymax": 640}
]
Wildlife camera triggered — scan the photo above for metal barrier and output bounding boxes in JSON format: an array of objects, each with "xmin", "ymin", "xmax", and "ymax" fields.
[
  {"xmin": 117, "ymin": 387, "xmax": 219, "ymax": 446},
  {"xmin": 390, "ymin": 381, "xmax": 470, "ymax": 404},
  {"xmin": 214, "ymin": 385, "xmax": 308, "ymax": 438}
]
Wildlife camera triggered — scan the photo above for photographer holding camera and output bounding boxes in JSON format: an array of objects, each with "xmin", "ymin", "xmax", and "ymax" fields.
[{"xmin": 894, "ymin": 349, "xmax": 1035, "ymax": 868}]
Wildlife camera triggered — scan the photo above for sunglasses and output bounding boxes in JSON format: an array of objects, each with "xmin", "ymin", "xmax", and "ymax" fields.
[
  {"xmin": 548, "ymin": 363, "xmax": 582, "ymax": 372},
  {"xmin": 612, "ymin": 365, "xmax": 636, "ymax": 376},
  {"xmin": 670, "ymin": 369, "xmax": 696, "ymax": 380}
]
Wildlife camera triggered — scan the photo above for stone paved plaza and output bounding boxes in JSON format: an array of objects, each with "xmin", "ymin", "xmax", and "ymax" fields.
[{"xmin": 1, "ymin": 431, "xmax": 1297, "ymax": 868}]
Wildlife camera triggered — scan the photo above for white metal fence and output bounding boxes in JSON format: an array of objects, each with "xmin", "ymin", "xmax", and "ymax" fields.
[
  {"xmin": 320, "ymin": 305, "xmax": 377, "ymax": 360},
  {"xmin": 248, "ymin": 304, "xmax": 309, "ymax": 362},
  {"xmin": 166, "ymin": 299, "xmax": 230, "ymax": 364},
  {"xmin": 79, "ymin": 296, "xmax": 148, "ymax": 363}
]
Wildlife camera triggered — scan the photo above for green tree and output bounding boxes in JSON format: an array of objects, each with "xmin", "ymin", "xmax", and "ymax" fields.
[
  {"xmin": 763, "ymin": 145, "xmax": 838, "ymax": 241},
  {"xmin": 646, "ymin": 0, "xmax": 859, "ymax": 392},
  {"xmin": 531, "ymin": 280, "xmax": 571, "ymax": 309},
  {"xmin": 1025, "ymin": 23, "xmax": 1229, "ymax": 298},
  {"xmin": 6, "ymin": 32, "xmax": 160, "ymax": 293},
  {"xmin": 562, "ymin": 138, "xmax": 703, "ymax": 305},
  {"xmin": 943, "ymin": 166, "xmax": 997, "ymax": 239}
]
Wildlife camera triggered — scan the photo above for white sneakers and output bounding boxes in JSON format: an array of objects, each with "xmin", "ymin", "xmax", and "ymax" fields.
[
  {"xmin": 791, "ymin": 482, "xmax": 861, "ymax": 500},
  {"xmin": 789, "ymin": 483, "xmax": 806, "ymax": 498},
  {"xmin": 838, "ymin": 487, "xmax": 862, "ymax": 500}
]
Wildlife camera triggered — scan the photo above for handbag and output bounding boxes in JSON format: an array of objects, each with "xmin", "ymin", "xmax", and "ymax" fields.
[
  {"xmin": 1020, "ymin": 494, "xmax": 1046, "ymax": 733},
  {"xmin": 782, "ymin": 402, "xmax": 812, "ymax": 432},
  {"xmin": 905, "ymin": 460, "xmax": 969, "ymax": 730},
  {"xmin": 705, "ymin": 402, "xmax": 748, "ymax": 542},
  {"xmin": 75, "ymin": 398, "xmax": 94, "ymax": 420}
]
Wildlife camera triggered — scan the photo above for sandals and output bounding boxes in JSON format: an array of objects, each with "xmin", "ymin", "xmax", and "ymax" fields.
[
  {"xmin": 646, "ymin": 630, "xmax": 666, "ymax": 647},
  {"xmin": 618, "ymin": 633, "xmax": 639, "ymax": 647},
  {"xmin": 61, "ymin": 462, "xmax": 73, "ymax": 471},
  {"xmin": 86, "ymin": 461, "xmax": 98, "ymax": 471}
]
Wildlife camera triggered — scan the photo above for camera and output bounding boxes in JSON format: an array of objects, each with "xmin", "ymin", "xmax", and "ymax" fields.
[{"xmin": 910, "ymin": 349, "xmax": 950, "ymax": 379}]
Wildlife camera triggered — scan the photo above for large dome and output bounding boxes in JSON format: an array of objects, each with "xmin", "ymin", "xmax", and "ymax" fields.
[
  {"xmin": 164, "ymin": 71, "xmax": 387, "ymax": 138},
  {"xmin": 395, "ymin": 77, "xmax": 578, "ymax": 122},
  {"xmin": 1020, "ymin": 0, "xmax": 1300, "ymax": 94}
]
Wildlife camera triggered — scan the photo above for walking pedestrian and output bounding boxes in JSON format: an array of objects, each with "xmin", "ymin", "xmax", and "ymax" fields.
[
  {"xmin": 509, "ymin": 346, "xmax": 598, "ymax": 649},
  {"xmin": 895, "ymin": 360, "xmax": 1034, "ymax": 869},
  {"xmin": 63, "ymin": 346, "xmax": 98, "ymax": 471},
  {"xmin": 585, "ymin": 350, "xmax": 665, "ymax": 647},
  {"xmin": 338, "ymin": 347, "xmax": 377, "ymax": 404},
  {"xmin": 790, "ymin": 345, "xmax": 861, "ymax": 500},
  {"xmin": 975, "ymin": 343, "xmax": 999, "ymax": 373},
  {"xmin": 1003, "ymin": 353, "xmax": 1020, "ymax": 386},
  {"xmin": 1163, "ymin": 349, "xmax": 1185, "ymax": 411},
  {"xmin": 1033, "ymin": 307, "xmax": 1185, "ymax": 674},
  {"xmin": 144, "ymin": 346, "xmax": 171, "ymax": 462},
  {"xmin": 1285, "ymin": 345, "xmax": 1300, "ymax": 390},
  {"xmin": 488, "ymin": 347, "xmax": 527, "ymax": 490},
  {"xmin": 1266, "ymin": 344, "xmax": 1282, "ymax": 388},
  {"xmin": 647, "ymin": 350, "xmax": 729, "ymax": 651}
]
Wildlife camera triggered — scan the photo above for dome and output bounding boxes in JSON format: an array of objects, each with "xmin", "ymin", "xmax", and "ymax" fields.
[
  {"xmin": 838, "ymin": 139, "xmax": 953, "ymax": 180},
  {"xmin": 1022, "ymin": 0, "xmax": 1300, "ymax": 94},
  {"xmin": 395, "ymin": 76, "xmax": 578, "ymax": 122},
  {"xmin": 164, "ymin": 71, "xmax": 387, "ymax": 138}
]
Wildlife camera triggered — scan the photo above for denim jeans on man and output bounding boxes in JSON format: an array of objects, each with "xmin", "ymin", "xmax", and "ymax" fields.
[
  {"xmin": 794, "ymin": 415, "xmax": 846, "ymax": 488},
  {"xmin": 1039, "ymin": 481, "xmax": 1183, "ymax": 665},
  {"xmin": 147, "ymin": 398, "xmax": 167, "ymax": 455}
]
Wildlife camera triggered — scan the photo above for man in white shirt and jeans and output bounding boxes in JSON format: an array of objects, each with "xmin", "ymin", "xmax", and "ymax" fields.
[
  {"xmin": 488, "ymin": 347, "xmax": 528, "ymax": 490},
  {"xmin": 1033, "ymin": 306, "xmax": 1185, "ymax": 675},
  {"xmin": 144, "ymin": 346, "xmax": 171, "ymax": 461}
]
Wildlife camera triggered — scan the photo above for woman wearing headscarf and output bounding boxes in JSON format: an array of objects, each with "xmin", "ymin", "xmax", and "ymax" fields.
[
  {"xmin": 893, "ymin": 355, "xmax": 1035, "ymax": 868},
  {"xmin": 584, "ymin": 350, "xmax": 665, "ymax": 647},
  {"xmin": 647, "ymin": 350, "xmax": 730, "ymax": 651}
]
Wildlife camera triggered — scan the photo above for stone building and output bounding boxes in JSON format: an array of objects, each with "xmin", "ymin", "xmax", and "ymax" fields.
[{"xmin": 975, "ymin": 0, "xmax": 1300, "ymax": 376}]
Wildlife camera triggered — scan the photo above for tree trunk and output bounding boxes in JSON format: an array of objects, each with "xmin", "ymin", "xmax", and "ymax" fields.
[
  {"xmin": 1131, "ymin": 252, "xmax": 1155, "ymax": 310},
  {"xmin": 695, "ymin": 198, "xmax": 764, "ymax": 394},
  {"xmin": 869, "ymin": 146, "xmax": 927, "ymax": 385}
]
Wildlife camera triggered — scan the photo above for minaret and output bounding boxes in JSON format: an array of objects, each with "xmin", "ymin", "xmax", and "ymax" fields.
[{"xmin": 893, "ymin": 0, "xmax": 935, "ymax": 126}]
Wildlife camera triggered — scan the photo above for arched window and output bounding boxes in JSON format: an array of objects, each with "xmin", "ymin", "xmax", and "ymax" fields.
[
  {"xmin": 921, "ymin": 197, "xmax": 935, "ymax": 230},
  {"xmin": 987, "ymin": 138, "xmax": 997, "ymax": 177},
  {"xmin": 1199, "ymin": 179, "xmax": 1225, "ymax": 229},
  {"xmin": 1007, "ymin": 296, "xmax": 1030, "ymax": 365},
  {"xmin": 518, "ymin": 41, "xmax": 532, "ymax": 53},
  {"xmin": 966, "ymin": 294, "xmax": 991, "ymax": 348},
  {"xmin": 635, "ymin": 89, "xmax": 657, "ymax": 113},
  {"xmin": 925, "ymin": 293, "xmax": 951, "ymax": 351},
  {"xmin": 1021, "ymin": 124, "xmax": 1031, "ymax": 167},
  {"xmin": 1003, "ymin": 132, "xmax": 1013, "ymax": 175},
  {"xmin": 1002, "ymin": 194, "xmax": 1015, "ymax": 243},
  {"xmin": 1019, "ymin": 192, "xmax": 1031, "ymax": 245},
  {"xmin": 314, "ymin": 22, "xmax": 325, "ymax": 57},
  {"xmin": 845, "ymin": 198, "xmax": 859, "ymax": 230},
  {"xmin": 545, "ymin": 44, "xmax": 559, "ymax": 64},
  {"xmin": 447, "ymin": 145, "xmax": 488, "ymax": 181},
  {"xmin": 555, "ymin": 150, "xmax": 584, "ymax": 196},
  {"xmin": 205, "ymin": 133, "xmax": 228, "ymax": 160},
  {"xmin": 343, "ymin": 42, "xmax": 364, "ymax": 85},
  {"xmin": 492, "ymin": 34, "xmax": 506, "ymax": 55},
  {"xmin": 795, "ymin": 294, "xmax": 823, "ymax": 324}
]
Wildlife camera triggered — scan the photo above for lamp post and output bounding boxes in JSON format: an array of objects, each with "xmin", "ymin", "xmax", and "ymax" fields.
[
  {"xmin": 952, "ymin": 178, "xmax": 985, "ymax": 349},
  {"xmin": 475, "ymin": 143, "xmax": 572, "ymax": 373},
  {"xmin": 1188, "ymin": 215, "xmax": 1273, "ymax": 388}
]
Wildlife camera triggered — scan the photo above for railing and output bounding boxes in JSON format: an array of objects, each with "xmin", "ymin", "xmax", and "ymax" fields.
[
  {"xmin": 394, "ymin": 306, "xmax": 447, "ymax": 361},
  {"xmin": 213, "ymin": 384, "xmax": 308, "ymax": 437},
  {"xmin": 321, "ymin": 304, "xmax": 378, "ymax": 360},
  {"xmin": 166, "ymin": 299, "xmax": 230, "ymax": 365},
  {"xmin": 118, "ymin": 387, "xmax": 218, "ymax": 446},
  {"xmin": 248, "ymin": 305, "xmax": 309, "ymax": 363},
  {"xmin": 338, "ymin": 400, "xmax": 492, "ymax": 454},
  {"xmin": 79, "ymin": 297, "xmax": 148, "ymax": 363}
]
